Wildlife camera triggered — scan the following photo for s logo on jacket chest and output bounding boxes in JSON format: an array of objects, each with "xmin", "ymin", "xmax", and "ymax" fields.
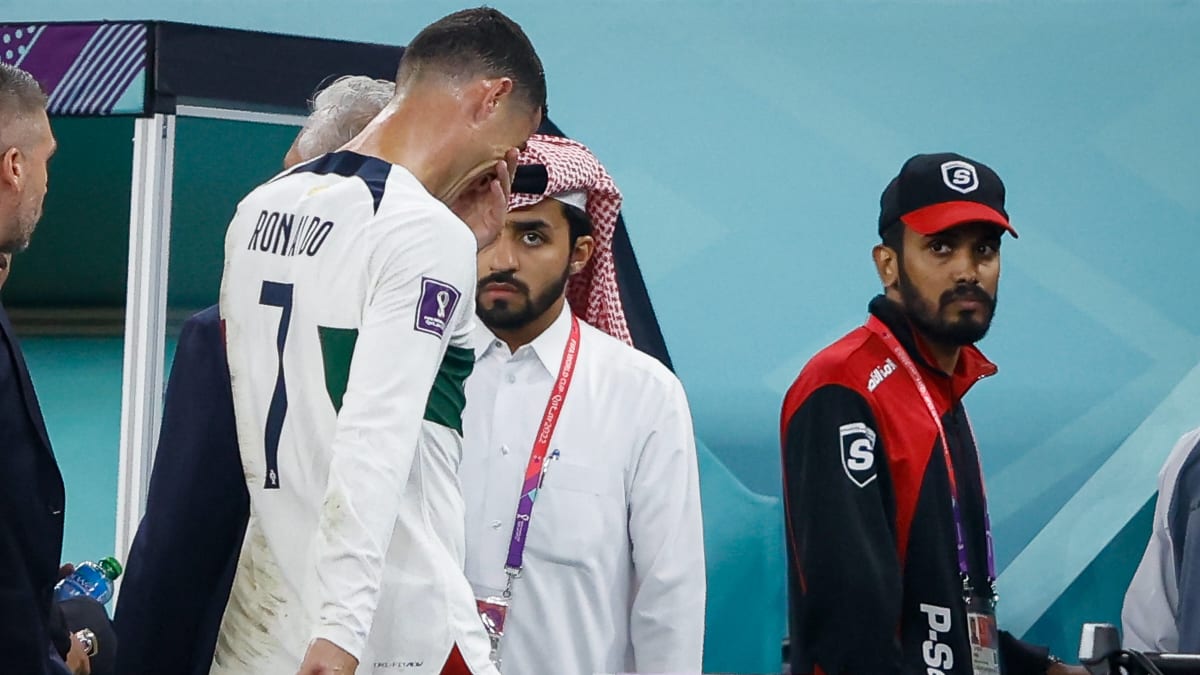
[{"xmin": 839, "ymin": 422, "xmax": 877, "ymax": 488}]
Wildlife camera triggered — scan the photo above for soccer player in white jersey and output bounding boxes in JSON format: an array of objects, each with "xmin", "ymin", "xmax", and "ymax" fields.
[
  {"xmin": 215, "ymin": 8, "xmax": 545, "ymax": 675},
  {"xmin": 116, "ymin": 74, "xmax": 399, "ymax": 675},
  {"xmin": 460, "ymin": 135, "xmax": 706, "ymax": 675}
]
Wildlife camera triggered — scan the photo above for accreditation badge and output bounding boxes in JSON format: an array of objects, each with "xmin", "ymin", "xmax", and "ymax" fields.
[
  {"xmin": 475, "ymin": 595, "xmax": 508, "ymax": 667},
  {"xmin": 476, "ymin": 596, "xmax": 508, "ymax": 637},
  {"xmin": 966, "ymin": 597, "xmax": 1001, "ymax": 675}
]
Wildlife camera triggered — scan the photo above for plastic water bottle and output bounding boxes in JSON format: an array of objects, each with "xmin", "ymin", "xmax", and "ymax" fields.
[{"xmin": 54, "ymin": 556, "xmax": 123, "ymax": 604}]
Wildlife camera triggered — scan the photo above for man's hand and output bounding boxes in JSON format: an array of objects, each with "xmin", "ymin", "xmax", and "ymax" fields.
[
  {"xmin": 297, "ymin": 638, "xmax": 359, "ymax": 675},
  {"xmin": 450, "ymin": 148, "xmax": 519, "ymax": 251},
  {"xmin": 65, "ymin": 633, "xmax": 91, "ymax": 675}
]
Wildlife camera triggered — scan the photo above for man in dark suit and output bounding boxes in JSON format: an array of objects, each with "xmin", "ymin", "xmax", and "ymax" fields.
[
  {"xmin": 113, "ymin": 75, "xmax": 396, "ymax": 675},
  {"xmin": 111, "ymin": 303, "xmax": 247, "ymax": 675},
  {"xmin": 3, "ymin": 256, "xmax": 107, "ymax": 675},
  {"xmin": 0, "ymin": 63, "xmax": 75, "ymax": 675}
]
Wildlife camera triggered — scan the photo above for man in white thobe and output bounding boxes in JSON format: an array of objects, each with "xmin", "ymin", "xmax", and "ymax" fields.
[{"xmin": 460, "ymin": 134, "xmax": 706, "ymax": 675}]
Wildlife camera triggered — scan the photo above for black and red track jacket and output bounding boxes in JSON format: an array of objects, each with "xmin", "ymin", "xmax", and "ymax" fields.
[{"xmin": 781, "ymin": 296, "xmax": 1051, "ymax": 675}]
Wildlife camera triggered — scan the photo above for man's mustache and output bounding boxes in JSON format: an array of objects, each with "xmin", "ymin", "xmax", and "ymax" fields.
[
  {"xmin": 939, "ymin": 284, "xmax": 994, "ymax": 311},
  {"xmin": 478, "ymin": 272, "xmax": 530, "ymax": 296}
]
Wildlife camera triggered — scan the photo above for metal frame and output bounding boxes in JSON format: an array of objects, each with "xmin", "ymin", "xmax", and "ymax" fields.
[
  {"xmin": 114, "ymin": 114, "xmax": 176, "ymax": 565},
  {"xmin": 176, "ymin": 104, "xmax": 307, "ymax": 127}
]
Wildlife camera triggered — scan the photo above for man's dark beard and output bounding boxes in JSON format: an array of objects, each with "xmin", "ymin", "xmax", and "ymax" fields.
[
  {"xmin": 897, "ymin": 261, "xmax": 997, "ymax": 346},
  {"xmin": 476, "ymin": 264, "xmax": 570, "ymax": 331}
]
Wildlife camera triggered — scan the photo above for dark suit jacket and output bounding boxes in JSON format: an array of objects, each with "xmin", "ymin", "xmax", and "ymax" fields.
[
  {"xmin": 113, "ymin": 305, "xmax": 249, "ymax": 675},
  {"xmin": 0, "ymin": 302, "xmax": 66, "ymax": 675}
]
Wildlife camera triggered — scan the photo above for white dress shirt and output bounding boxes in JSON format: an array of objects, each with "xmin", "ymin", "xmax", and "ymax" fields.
[
  {"xmin": 1123, "ymin": 427, "xmax": 1200, "ymax": 652},
  {"xmin": 460, "ymin": 304, "xmax": 706, "ymax": 675}
]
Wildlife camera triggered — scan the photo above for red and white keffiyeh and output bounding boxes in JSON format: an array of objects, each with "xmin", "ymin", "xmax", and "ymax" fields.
[{"xmin": 509, "ymin": 134, "xmax": 631, "ymax": 345}]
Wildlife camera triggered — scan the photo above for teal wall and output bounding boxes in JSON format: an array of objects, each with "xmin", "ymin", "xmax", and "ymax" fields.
[
  {"xmin": 7, "ymin": 0, "xmax": 1200, "ymax": 669},
  {"xmin": 21, "ymin": 338, "xmax": 124, "ymax": 567}
]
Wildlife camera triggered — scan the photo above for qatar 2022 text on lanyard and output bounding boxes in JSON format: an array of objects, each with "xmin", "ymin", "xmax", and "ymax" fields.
[
  {"xmin": 476, "ymin": 315, "xmax": 580, "ymax": 668},
  {"xmin": 866, "ymin": 317, "xmax": 1002, "ymax": 675}
]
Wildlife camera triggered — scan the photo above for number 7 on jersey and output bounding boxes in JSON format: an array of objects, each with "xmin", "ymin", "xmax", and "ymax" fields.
[{"xmin": 259, "ymin": 280, "xmax": 293, "ymax": 489}]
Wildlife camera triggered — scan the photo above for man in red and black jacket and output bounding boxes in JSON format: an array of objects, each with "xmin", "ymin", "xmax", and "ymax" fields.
[{"xmin": 781, "ymin": 153, "xmax": 1085, "ymax": 675}]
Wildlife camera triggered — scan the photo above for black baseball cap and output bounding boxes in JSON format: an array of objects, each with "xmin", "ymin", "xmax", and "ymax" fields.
[{"xmin": 879, "ymin": 152, "xmax": 1017, "ymax": 238}]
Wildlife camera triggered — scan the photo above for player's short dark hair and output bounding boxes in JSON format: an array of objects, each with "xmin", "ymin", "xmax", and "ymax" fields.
[
  {"xmin": 398, "ymin": 7, "xmax": 546, "ymax": 113},
  {"xmin": 561, "ymin": 201, "xmax": 593, "ymax": 248},
  {"xmin": 0, "ymin": 63, "xmax": 48, "ymax": 147}
]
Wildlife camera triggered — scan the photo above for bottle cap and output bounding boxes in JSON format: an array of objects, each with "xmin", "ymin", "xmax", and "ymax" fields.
[{"xmin": 98, "ymin": 556, "xmax": 123, "ymax": 580}]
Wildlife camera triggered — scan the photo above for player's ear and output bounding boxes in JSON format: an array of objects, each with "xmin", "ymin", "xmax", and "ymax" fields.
[
  {"xmin": 473, "ymin": 77, "xmax": 515, "ymax": 124},
  {"xmin": 873, "ymin": 243, "xmax": 898, "ymax": 291}
]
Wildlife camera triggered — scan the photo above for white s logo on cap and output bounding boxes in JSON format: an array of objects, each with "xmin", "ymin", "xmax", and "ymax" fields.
[{"xmin": 940, "ymin": 160, "xmax": 979, "ymax": 194}]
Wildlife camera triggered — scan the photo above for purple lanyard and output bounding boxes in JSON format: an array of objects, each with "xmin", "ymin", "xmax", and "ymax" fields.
[
  {"xmin": 503, "ymin": 315, "xmax": 581, "ymax": 577},
  {"xmin": 867, "ymin": 318, "xmax": 997, "ymax": 601}
]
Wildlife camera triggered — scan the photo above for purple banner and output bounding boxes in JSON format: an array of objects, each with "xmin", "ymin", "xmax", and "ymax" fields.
[{"xmin": 0, "ymin": 23, "xmax": 147, "ymax": 116}]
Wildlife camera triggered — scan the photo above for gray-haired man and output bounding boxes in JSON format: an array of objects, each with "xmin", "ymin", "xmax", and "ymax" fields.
[{"xmin": 284, "ymin": 75, "xmax": 395, "ymax": 169}]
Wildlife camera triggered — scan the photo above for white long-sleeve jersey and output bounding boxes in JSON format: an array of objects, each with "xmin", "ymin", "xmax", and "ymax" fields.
[{"xmin": 214, "ymin": 151, "xmax": 495, "ymax": 675}]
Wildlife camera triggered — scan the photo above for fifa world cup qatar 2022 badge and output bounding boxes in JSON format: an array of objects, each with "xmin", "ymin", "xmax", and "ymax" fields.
[{"xmin": 414, "ymin": 277, "xmax": 461, "ymax": 338}]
